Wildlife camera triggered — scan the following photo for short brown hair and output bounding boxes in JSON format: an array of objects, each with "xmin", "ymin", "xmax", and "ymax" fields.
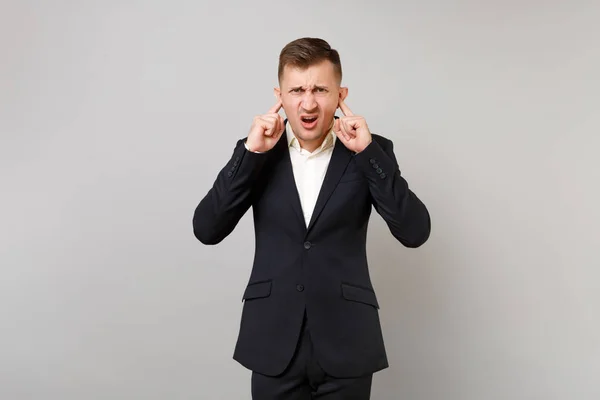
[{"xmin": 278, "ymin": 37, "xmax": 342, "ymax": 84}]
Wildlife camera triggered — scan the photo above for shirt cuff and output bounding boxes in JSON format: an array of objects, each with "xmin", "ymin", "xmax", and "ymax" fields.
[{"xmin": 244, "ymin": 141, "xmax": 264, "ymax": 153}]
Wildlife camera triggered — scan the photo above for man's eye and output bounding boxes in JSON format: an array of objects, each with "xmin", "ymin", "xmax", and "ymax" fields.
[{"xmin": 292, "ymin": 88, "xmax": 302, "ymax": 93}]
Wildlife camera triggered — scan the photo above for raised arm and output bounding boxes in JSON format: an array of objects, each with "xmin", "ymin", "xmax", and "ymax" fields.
[{"xmin": 192, "ymin": 101, "xmax": 285, "ymax": 244}]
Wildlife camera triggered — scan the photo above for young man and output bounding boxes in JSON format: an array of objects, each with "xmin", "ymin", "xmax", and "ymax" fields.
[{"xmin": 193, "ymin": 37, "xmax": 431, "ymax": 399}]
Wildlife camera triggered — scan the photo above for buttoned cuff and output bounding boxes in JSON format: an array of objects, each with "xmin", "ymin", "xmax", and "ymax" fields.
[
  {"xmin": 353, "ymin": 139, "xmax": 395, "ymax": 181},
  {"xmin": 224, "ymin": 139, "xmax": 269, "ymax": 183}
]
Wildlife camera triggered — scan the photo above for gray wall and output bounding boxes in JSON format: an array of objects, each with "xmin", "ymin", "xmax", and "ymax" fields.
[{"xmin": 1, "ymin": 1, "xmax": 599, "ymax": 399}]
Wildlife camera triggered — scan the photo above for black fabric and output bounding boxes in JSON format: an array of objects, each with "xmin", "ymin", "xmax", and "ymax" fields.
[
  {"xmin": 251, "ymin": 312, "xmax": 373, "ymax": 400},
  {"xmin": 193, "ymin": 124, "xmax": 431, "ymax": 378}
]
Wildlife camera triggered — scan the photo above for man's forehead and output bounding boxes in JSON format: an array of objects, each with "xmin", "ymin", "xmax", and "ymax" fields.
[
  {"xmin": 281, "ymin": 63, "xmax": 338, "ymax": 85},
  {"xmin": 288, "ymin": 83, "xmax": 329, "ymax": 88}
]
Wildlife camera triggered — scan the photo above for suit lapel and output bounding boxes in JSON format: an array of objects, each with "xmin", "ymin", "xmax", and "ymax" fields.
[
  {"xmin": 273, "ymin": 126, "xmax": 306, "ymax": 231},
  {"xmin": 306, "ymin": 136, "xmax": 353, "ymax": 233},
  {"xmin": 272, "ymin": 118, "xmax": 353, "ymax": 234}
]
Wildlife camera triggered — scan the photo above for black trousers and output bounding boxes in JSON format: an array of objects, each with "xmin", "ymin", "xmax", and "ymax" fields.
[{"xmin": 251, "ymin": 312, "xmax": 373, "ymax": 399}]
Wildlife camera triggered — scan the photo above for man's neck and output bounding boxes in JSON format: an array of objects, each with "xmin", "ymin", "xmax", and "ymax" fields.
[{"xmin": 298, "ymin": 135, "xmax": 326, "ymax": 153}]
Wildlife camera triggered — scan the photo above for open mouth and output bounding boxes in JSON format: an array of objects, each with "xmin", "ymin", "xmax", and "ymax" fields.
[{"xmin": 300, "ymin": 115, "xmax": 318, "ymax": 129}]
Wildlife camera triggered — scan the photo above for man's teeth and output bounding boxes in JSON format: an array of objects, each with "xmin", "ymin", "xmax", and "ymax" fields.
[{"xmin": 302, "ymin": 117, "xmax": 317, "ymax": 122}]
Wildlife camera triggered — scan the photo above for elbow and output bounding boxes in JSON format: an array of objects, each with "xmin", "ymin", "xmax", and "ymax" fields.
[
  {"xmin": 398, "ymin": 226, "xmax": 430, "ymax": 248},
  {"xmin": 192, "ymin": 215, "xmax": 224, "ymax": 245},
  {"xmin": 393, "ymin": 208, "xmax": 431, "ymax": 248},
  {"xmin": 411, "ymin": 209, "xmax": 431, "ymax": 247},
  {"xmin": 407, "ymin": 199, "xmax": 431, "ymax": 248},
  {"xmin": 193, "ymin": 226, "xmax": 223, "ymax": 245}
]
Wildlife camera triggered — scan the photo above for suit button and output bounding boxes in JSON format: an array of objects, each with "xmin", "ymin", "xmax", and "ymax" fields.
[
  {"xmin": 376, "ymin": 168, "xmax": 383, "ymax": 173},
  {"xmin": 303, "ymin": 241, "xmax": 312, "ymax": 249},
  {"xmin": 380, "ymin": 173, "xmax": 387, "ymax": 179},
  {"xmin": 370, "ymin": 158, "xmax": 376, "ymax": 164},
  {"xmin": 296, "ymin": 284, "xmax": 304, "ymax": 292}
]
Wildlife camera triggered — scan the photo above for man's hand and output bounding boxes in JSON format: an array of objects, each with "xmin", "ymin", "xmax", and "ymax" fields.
[
  {"xmin": 245, "ymin": 100, "xmax": 285, "ymax": 153},
  {"xmin": 333, "ymin": 99, "xmax": 373, "ymax": 153}
]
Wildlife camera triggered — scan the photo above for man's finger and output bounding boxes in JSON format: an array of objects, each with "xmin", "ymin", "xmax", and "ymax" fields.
[
  {"xmin": 258, "ymin": 117, "xmax": 274, "ymax": 136},
  {"xmin": 261, "ymin": 115, "xmax": 278, "ymax": 124},
  {"xmin": 338, "ymin": 120, "xmax": 352, "ymax": 141},
  {"xmin": 273, "ymin": 120, "xmax": 284, "ymax": 140},
  {"xmin": 341, "ymin": 119, "xmax": 357, "ymax": 137},
  {"xmin": 334, "ymin": 127, "xmax": 350, "ymax": 143},
  {"xmin": 333, "ymin": 119, "xmax": 341, "ymax": 133},
  {"xmin": 272, "ymin": 117, "xmax": 281, "ymax": 138},
  {"xmin": 338, "ymin": 99, "xmax": 353, "ymax": 116},
  {"xmin": 268, "ymin": 99, "xmax": 283, "ymax": 114},
  {"xmin": 278, "ymin": 115, "xmax": 285, "ymax": 135}
]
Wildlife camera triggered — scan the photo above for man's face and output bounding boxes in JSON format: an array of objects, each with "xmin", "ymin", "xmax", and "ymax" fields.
[{"xmin": 275, "ymin": 60, "xmax": 347, "ymax": 146}]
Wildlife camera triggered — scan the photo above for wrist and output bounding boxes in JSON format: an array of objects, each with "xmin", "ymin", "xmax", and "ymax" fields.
[
  {"xmin": 244, "ymin": 140, "xmax": 263, "ymax": 153},
  {"xmin": 355, "ymin": 138, "xmax": 373, "ymax": 154}
]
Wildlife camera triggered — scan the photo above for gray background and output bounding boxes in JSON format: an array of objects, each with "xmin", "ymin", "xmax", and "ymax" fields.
[{"xmin": 1, "ymin": 1, "xmax": 599, "ymax": 399}]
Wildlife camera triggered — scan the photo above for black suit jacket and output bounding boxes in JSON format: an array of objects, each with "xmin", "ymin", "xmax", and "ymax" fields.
[{"xmin": 193, "ymin": 121, "xmax": 430, "ymax": 378}]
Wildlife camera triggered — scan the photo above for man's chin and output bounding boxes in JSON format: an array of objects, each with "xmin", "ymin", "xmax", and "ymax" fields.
[{"xmin": 297, "ymin": 127, "xmax": 326, "ymax": 141}]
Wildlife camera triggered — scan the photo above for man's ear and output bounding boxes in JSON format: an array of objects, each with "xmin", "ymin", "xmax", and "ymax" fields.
[
  {"xmin": 274, "ymin": 87, "xmax": 281, "ymax": 102},
  {"xmin": 339, "ymin": 87, "xmax": 348, "ymax": 102}
]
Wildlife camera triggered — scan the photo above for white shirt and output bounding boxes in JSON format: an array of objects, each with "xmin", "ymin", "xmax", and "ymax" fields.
[
  {"xmin": 286, "ymin": 122, "xmax": 336, "ymax": 227},
  {"xmin": 245, "ymin": 121, "xmax": 336, "ymax": 227}
]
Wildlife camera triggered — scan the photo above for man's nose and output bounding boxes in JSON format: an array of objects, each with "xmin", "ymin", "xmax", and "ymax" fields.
[{"xmin": 301, "ymin": 92, "xmax": 317, "ymax": 111}]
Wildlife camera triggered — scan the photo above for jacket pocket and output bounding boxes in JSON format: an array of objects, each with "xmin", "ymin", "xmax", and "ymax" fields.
[
  {"xmin": 341, "ymin": 283, "xmax": 379, "ymax": 308},
  {"xmin": 242, "ymin": 280, "xmax": 272, "ymax": 301}
]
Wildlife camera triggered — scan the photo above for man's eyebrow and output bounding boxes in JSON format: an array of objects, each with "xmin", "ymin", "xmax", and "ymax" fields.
[{"xmin": 288, "ymin": 85, "xmax": 329, "ymax": 90}]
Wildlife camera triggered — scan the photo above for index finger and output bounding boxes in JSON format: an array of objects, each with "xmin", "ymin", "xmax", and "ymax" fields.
[
  {"xmin": 267, "ymin": 99, "xmax": 282, "ymax": 114},
  {"xmin": 338, "ymin": 99, "xmax": 354, "ymax": 116}
]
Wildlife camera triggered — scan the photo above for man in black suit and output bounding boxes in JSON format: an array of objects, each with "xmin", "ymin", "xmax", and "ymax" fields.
[{"xmin": 193, "ymin": 37, "xmax": 430, "ymax": 399}]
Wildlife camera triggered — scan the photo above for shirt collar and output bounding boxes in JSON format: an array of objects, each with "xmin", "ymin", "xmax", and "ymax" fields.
[{"xmin": 286, "ymin": 120, "xmax": 336, "ymax": 153}]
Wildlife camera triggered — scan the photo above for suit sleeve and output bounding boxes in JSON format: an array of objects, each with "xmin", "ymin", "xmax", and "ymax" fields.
[
  {"xmin": 353, "ymin": 137, "xmax": 431, "ymax": 248},
  {"xmin": 192, "ymin": 139, "xmax": 269, "ymax": 245}
]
